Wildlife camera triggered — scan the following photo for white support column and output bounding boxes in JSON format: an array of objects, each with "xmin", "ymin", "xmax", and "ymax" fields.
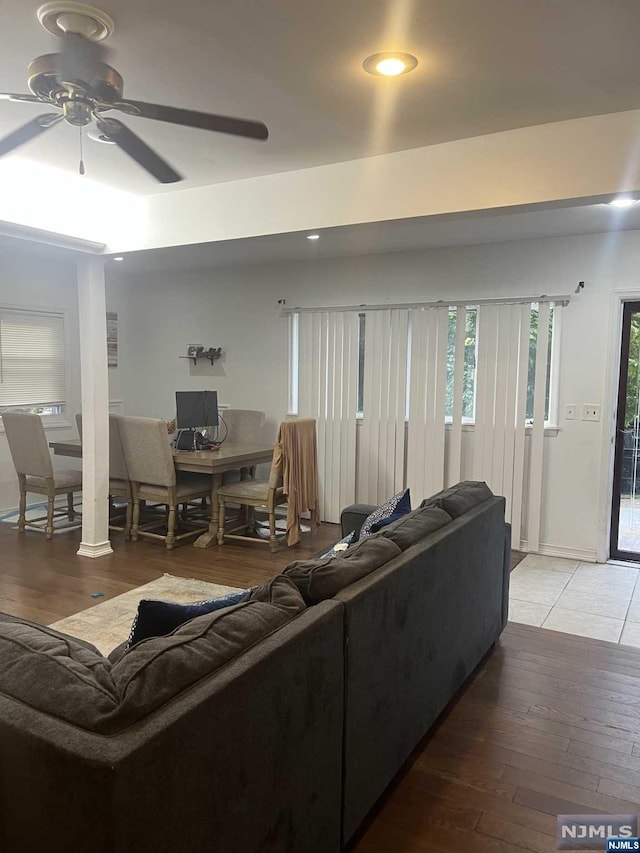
[{"xmin": 77, "ymin": 258, "xmax": 113, "ymax": 558}]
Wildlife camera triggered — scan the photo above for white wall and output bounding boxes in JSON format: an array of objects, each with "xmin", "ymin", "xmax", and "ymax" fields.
[
  {"xmin": 0, "ymin": 248, "xmax": 82, "ymax": 513},
  {"xmin": 109, "ymin": 228, "xmax": 640, "ymax": 560},
  {"xmin": 106, "ymin": 267, "xmax": 290, "ymax": 442}
]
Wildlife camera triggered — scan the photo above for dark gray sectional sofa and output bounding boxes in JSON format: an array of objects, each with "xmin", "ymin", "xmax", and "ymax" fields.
[
  {"xmin": 334, "ymin": 491, "xmax": 509, "ymax": 843},
  {"xmin": 0, "ymin": 481, "xmax": 509, "ymax": 852}
]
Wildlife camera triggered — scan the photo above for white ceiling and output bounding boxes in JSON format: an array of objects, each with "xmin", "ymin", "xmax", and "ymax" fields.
[
  {"xmin": 1, "ymin": 0, "xmax": 640, "ymax": 194},
  {"xmin": 113, "ymin": 200, "xmax": 640, "ymax": 272}
]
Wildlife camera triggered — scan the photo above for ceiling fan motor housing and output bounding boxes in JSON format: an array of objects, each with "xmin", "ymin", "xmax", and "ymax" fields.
[{"xmin": 27, "ymin": 53, "xmax": 124, "ymax": 104}]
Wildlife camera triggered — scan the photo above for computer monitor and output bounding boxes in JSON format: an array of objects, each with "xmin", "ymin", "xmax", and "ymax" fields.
[{"xmin": 175, "ymin": 390, "xmax": 219, "ymax": 430}]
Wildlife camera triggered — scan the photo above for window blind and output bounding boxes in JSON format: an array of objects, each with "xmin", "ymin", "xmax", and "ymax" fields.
[
  {"xmin": 0, "ymin": 309, "xmax": 66, "ymax": 408},
  {"xmin": 298, "ymin": 311, "xmax": 358, "ymax": 523},
  {"xmin": 358, "ymin": 309, "xmax": 409, "ymax": 505}
]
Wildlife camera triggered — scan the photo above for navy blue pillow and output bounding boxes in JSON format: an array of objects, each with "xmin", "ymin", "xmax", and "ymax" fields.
[
  {"xmin": 360, "ymin": 489, "xmax": 412, "ymax": 537},
  {"xmin": 127, "ymin": 589, "xmax": 249, "ymax": 648}
]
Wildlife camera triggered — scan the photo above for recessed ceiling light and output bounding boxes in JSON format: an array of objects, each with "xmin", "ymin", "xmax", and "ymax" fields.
[
  {"xmin": 306, "ymin": 234, "xmax": 320, "ymax": 240},
  {"xmin": 606, "ymin": 198, "xmax": 639, "ymax": 209},
  {"xmin": 113, "ymin": 256, "xmax": 124, "ymax": 261},
  {"xmin": 363, "ymin": 52, "xmax": 418, "ymax": 77}
]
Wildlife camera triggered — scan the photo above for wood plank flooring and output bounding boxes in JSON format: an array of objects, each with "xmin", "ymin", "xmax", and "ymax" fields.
[
  {"xmin": 1, "ymin": 524, "xmax": 640, "ymax": 852},
  {"xmin": 352, "ymin": 623, "xmax": 640, "ymax": 852},
  {"xmin": 0, "ymin": 521, "xmax": 338, "ymax": 623}
]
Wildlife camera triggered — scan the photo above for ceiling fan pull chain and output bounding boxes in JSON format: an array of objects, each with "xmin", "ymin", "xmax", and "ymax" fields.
[{"xmin": 79, "ymin": 125, "xmax": 85, "ymax": 175}]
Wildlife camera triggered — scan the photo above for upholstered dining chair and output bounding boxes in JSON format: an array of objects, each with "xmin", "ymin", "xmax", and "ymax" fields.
[
  {"xmin": 76, "ymin": 413, "xmax": 132, "ymax": 537},
  {"xmin": 2, "ymin": 412, "xmax": 82, "ymax": 539},
  {"xmin": 217, "ymin": 417, "xmax": 319, "ymax": 553},
  {"xmin": 220, "ymin": 409, "xmax": 266, "ymax": 482},
  {"xmin": 118, "ymin": 416, "xmax": 211, "ymax": 549}
]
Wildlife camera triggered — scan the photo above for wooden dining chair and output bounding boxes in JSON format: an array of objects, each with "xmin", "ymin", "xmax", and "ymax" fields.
[
  {"xmin": 217, "ymin": 418, "xmax": 319, "ymax": 553},
  {"xmin": 118, "ymin": 416, "xmax": 211, "ymax": 549},
  {"xmin": 221, "ymin": 409, "xmax": 266, "ymax": 482},
  {"xmin": 2, "ymin": 412, "xmax": 82, "ymax": 539}
]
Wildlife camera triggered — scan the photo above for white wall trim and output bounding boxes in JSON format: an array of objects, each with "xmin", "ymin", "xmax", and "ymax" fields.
[
  {"xmin": 519, "ymin": 540, "xmax": 597, "ymax": 563},
  {"xmin": 77, "ymin": 541, "xmax": 114, "ymax": 558}
]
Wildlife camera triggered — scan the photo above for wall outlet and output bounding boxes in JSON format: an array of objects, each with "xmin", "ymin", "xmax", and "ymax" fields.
[
  {"xmin": 565, "ymin": 404, "xmax": 576, "ymax": 420},
  {"xmin": 582, "ymin": 404, "xmax": 601, "ymax": 422}
]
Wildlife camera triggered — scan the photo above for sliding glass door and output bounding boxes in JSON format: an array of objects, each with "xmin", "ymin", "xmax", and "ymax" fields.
[{"xmin": 611, "ymin": 301, "xmax": 640, "ymax": 560}]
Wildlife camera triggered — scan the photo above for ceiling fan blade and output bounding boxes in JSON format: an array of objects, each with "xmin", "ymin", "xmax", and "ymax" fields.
[
  {"xmin": 59, "ymin": 32, "xmax": 102, "ymax": 88},
  {"xmin": 0, "ymin": 113, "xmax": 62, "ymax": 157},
  {"xmin": 0, "ymin": 93, "xmax": 43, "ymax": 103},
  {"xmin": 116, "ymin": 100, "xmax": 269, "ymax": 141},
  {"xmin": 96, "ymin": 117, "xmax": 182, "ymax": 183}
]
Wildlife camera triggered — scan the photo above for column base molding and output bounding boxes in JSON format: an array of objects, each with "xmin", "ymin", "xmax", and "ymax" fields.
[{"xmin": 77, "ymin": 541, "xmax": 114, "ymax": 559}]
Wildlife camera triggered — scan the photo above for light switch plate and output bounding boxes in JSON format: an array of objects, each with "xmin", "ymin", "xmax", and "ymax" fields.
[
  {"xmin": 582, "ymin": 404, "xmax": 601, "ymax": 422},
  {"xmin": 565, "ymin": 404, "xmax": 576, "ymax": 420}
]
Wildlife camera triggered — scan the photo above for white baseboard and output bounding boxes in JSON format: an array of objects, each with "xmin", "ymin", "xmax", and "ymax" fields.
[
  {"xmin": 518, "ymin": 540, "xmax": 597, "ymax": 563},
  {"xmin": 77, "ymin": 541, "xmax": 113, "ymax": 559}
]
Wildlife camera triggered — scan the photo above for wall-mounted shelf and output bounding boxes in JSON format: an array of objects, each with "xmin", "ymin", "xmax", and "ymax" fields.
[{"xmin": 180, "ymin": 346, "xmax": 223, "ymax": 366}]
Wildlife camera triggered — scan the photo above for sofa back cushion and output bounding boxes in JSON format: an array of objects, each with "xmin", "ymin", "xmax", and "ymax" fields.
[
  {"xmin": 0, "ymin": 577, "xmax": 305, "ymax": 734},
  {"xmin": 0, "ymin": 622, "xmax": 119, "ymax": 730},
  {"xmin": 422, "ymin": 480, "xmax": 493, "ymax": 518},
  {"xmin": 381, "ymin": 504, "xmax": 453, "ymax": 551},
  {"xmin": 283, "ymin": 535, "xmax": 402, "ymax": 604}
]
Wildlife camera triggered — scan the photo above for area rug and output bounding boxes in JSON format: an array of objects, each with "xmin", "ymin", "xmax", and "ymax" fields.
[{"xmin": 49, "ymin": 574, "xmax": 243, "ymax": 655}]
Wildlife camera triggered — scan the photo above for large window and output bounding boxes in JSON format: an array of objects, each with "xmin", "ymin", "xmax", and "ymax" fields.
[
  {"xmin": 526, "ymin": 303, "xmax": 555, "ymax": 423},
  {"xmin": 445, "ymin": 307, "xmax": 478, "ymax": 422},
  {"xmin": 0, "ymin": 308, "xmax": 66, "ymax": 417},
  {"xmin": 292, "ymin": 302, "xmax": 560, "ymax": 426}
]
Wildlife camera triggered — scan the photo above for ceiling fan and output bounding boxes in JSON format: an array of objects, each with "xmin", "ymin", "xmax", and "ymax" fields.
[{"xmin": 0, "ymin": 2, "xmax": 269, "ymax": 183}]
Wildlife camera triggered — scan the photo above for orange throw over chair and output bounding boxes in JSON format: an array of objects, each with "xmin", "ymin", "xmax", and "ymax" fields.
[{"xmin": 216, "ymin": 417, "xmax": 319, "ymax": 552}]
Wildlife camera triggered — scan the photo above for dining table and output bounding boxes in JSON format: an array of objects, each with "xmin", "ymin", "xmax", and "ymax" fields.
[{"xmin": 49, "ymin": 438, "xmax": 274, "ymax": 548}]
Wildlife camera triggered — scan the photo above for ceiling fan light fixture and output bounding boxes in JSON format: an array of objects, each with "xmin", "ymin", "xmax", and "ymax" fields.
[{"xmin": 363, "ymin": 52, "xmax": 418, "ymax": 77}]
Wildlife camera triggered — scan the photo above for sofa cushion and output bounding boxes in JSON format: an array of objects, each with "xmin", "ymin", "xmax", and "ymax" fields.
[
  {"xmin": 110, "ymin": 576, "xmax": 305, "ymax": 731},
  {"xmin": 359, "ymin": 489, "xmax": 411, "ymax": 538},
  {"xmin": 283, "ymin": 535, "xmax": 402, "ymax": 604},
  {"xmin": 0, "ymin": 577, "xmax": 305, "ymax": 734},
  {"xmin": 126, "ymin": 588, "xmax": 250, "ymax": 648},
  {"xmin": 381, "ymin": 504, "xmax": 453, "ymax": 551},
  {"xmin": 0, "ymin": 621, "xmax": 119, "ymax": 730},
  {"xmin": 422, "ymin": 481, "xmax": 493, "ymax": 518}
]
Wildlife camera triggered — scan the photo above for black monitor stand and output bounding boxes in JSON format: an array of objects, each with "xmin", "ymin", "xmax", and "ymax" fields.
[
  {"xmin": 175, "ymin": 429, "xmax": 197, "ymax": 451},
  {"xmin": 175, "ymin": 428, "xmax": 215, "ymax": 451}
]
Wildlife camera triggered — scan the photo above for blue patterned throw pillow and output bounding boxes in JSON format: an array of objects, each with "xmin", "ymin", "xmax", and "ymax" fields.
[
  {"xmin": 126, "ymin": 589, "xmax": 250, "ymax": 648},
  {"xmin": 320, "ymin": 530, "xmax": 355, "ymax": 559},
  {"xmin": 359, "ymin": 489, "xmax": 411, "ymax": 538}
]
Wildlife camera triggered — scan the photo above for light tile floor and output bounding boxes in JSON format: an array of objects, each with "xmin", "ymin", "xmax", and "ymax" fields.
[{"xmin": 509, "ymin": 555, "xmax": 640, "ymax": 646}]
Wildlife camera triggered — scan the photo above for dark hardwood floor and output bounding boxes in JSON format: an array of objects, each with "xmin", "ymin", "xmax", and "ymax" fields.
[
  {"xmin": 353, "ymin": 623, "xmax": 640, "ymax": 852},
  {"xmin": 2, "ymin": 524, "xmax": 640, "ymax": 852},
  {"xmin": 0, "ymin": 521, "xmax": 339, "ymax": 623}
]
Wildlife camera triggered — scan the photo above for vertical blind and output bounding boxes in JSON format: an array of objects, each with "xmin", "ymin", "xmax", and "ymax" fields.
[
  {"xmin": 297, "ymin": 311, "xmax": 359, "ymax": 523},
  {"xmin": 295, "ymin": 299, "xmax": 561, "ymax": 550},
  {"xmin": 406, "ymin": 307, "xmax": 449, "ymax": 499},
  {"xmin": 0, "ymin": 309, "xmax": 66, "ymax": 408},
  {"xmin": 358, "ymin": 309, "xmax": 409, "ymax": 505}
]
